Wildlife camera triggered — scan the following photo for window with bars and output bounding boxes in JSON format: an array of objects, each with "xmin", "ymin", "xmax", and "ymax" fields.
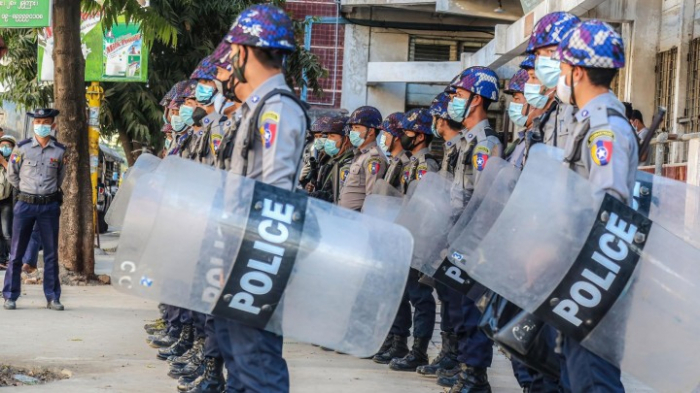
[
  {"xmin": 653, "ymin": 48, "xmax": 677, "ymax": 165},
  {"xmin": 686, "ymin": 38, "xmax": 700, "ymax": 134}
]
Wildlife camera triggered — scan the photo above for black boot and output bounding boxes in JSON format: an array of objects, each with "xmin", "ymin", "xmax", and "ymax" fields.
[
  {"xmin": 183, "ymin": 357, "xmax": 225, "ymax": 393},
  {"xmin": 372, "ymin": 335, "xmax": 409, "ymax": 364},
  {"xmin": 437, "ymin": 362, "xmax": 465, "ymax": 387},
  {"xmin": 169, "ymin": 337, "xmax": 205, "ymax": 367},
  {"xmin": 389, "ymin": 337, "xmax": 430, "ymax": 371},
  {"xmin": 372, "ymin": 334, "xmax": 394, "ymax": 358},
  {"xmin": 417, "ymin": 332, "xmax": 458, "ymax": 377},
  {"xmin": 148, "ymin": 331, "xmax": 179, "ymax": 348},
  {"xmin": 450, "ymin": 366, "xmax": 491, "ymax": 393},
  {"xmin": 157, "ymin": 324, "xmax": 193, "ymax": 360},
  {"xmin": 176, "ymin": 362, "xmax": 206, "ymax": 392},
  {"xmin": 169, "ymin": 339, "xmax": 205, "ymax": 378}
]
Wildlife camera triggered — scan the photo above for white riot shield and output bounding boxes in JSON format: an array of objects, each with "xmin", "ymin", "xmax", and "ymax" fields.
[
  {"xmin": 447, "ymin": 157, "xmax": 518, "ymax": 246},
  {"xmin": 450, "ymin": 145, "xmax": 700, "ymax": 392},
  {"xmin": 363, "ymin": 179, "xmax": 404, "ymax": 222},
  {"xmin": 112, "ymin": 156, "xmax": 413, "ymax": 358},
  {"xmin": 105, "ymin": 154, "xmax": 161, "ymax": 229}
]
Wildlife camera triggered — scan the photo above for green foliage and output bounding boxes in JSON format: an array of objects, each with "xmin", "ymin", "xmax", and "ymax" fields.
[
  {"xmin": 0, "ymin": 28, "xmax": 52, "ymax": 111},
  {"xmin": 94, "ymin": 0, "xmax": 327, "ymax": 149},
  {"xmin": 0, "ymin": 0, "xmax": 328, "ymax": 149}
]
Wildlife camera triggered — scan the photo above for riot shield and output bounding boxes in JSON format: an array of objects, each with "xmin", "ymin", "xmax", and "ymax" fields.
[
  {"xmin": 105, "ymin": 154, "xmax": 161, "ymax": 229},
  {"xmin": 363, "ymin": 179, "xmax": 404, "ymax": 222},
  {"xmin": 447, "ymin": 157, "xmax": 518, "ymax": 246},
  {"xmin": 112, "ymin": 156, "xmax": 413, "ymax": 358},
  {"xmin": 634, "ymin": 170, "xmax": 700, "ymax": 248},
  {"xmin": 394, "ymin": 173, "xmax": 453, "ymax": 276},
  {"xmin": 450, "ymin": 144, "xmax": 700, "ymax": 392}
]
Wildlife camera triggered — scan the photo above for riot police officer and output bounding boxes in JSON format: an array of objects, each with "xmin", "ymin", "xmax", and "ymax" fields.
[
  {"xmin": 338, "ymin": 106, "xmax": 387, "ymax": 211},
  {"xmin": 190, "ymin": 57, "xmax": 224, "ymax": 166},
  {"xmin": 379, "ymin": 112, "xmax": 410, "ymax": 190},
  {"xmin": 525, "ymin": 12, "xmax": 580, "ymax": 149},
  {"xmin": 3, "ymin": 108, "xmax": 66, "ymax": 311},
  {"xmin": 307, "ymin": 115, "xmax": 351, "ymax": 203},
  {"xmin": 557, "ymin": 20, "xmax": 635, "ymax": 393},
  {"xmin": 217, "ymin": 5, "xmax": 309, "ymax": 392},
  {"xmin": 504, "ymin": 68, "xmax": 533, "ymax": 169},
  {"xmin": 439, "ymin": 66, "xmax": 502, "ymax": 393},
  {"xmin": 301, "ymin": 117, "xmax": 332, "ymax": 193},
  {"xmin": 413, "ymin": 92, "xmax": 463, "ymax": 378},
  {"xmin": 386, "ymin": 108, "xmax": 439, "ymax": 372},
  {"xmin": 167, "ymin": 81, "xmax": 199, "ymax": 159}
]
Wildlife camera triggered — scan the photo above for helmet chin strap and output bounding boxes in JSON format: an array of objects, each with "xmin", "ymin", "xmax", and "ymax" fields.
[
  {"xmin": 225, "ymin": 47, "xmax": 249, "ymax": 103},
  {"xmin": 569, "ymin": 68, "xmax": 577, "ymax": 107}
]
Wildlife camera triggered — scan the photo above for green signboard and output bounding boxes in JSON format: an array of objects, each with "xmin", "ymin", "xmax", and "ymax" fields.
[
  {"xmin": 0, "ymin": 0, "xmax": 52, "ymax": 28},
  {"xmin": 38, "ymin": 13, "xmax": 148, "ymax": 83}
]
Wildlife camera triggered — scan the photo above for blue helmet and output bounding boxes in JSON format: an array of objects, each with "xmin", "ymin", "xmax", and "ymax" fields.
[
  {"xmin": 311, "ymin": 114, "xmax": 348, "ymax": 135},
  {"xmin": 526, "ymin": 12, "xmax": 580, "ymax": 54},
  {"xmin": 160, "ymin": 83, "xmax": 180, "ymax": 106},
  {"xmin": 429, "ymin": 92, "xmax": 451, "ymax": 119},
  {"xmin": 381, "ymin": 112, "xmax": 405, "ymax": 138},
  {"xmin": 505, "ymin": 69, "xmax": 529, "ymax": 95},
  {"xmin": 224, "ymin": 4, "xmax": 295, "ymax": 52},
  {"xmin": 520, "ymin": 54, "xmax": 536, "ymax": 70},
  {"xmin": 190, "ymin": 56, "xmax": 218, "ymax": 80},
  {"xmin": 348, "ymin": 106, "xmax": 383, "ymax": 129},
  {"xmin": 556, "ymin": 20, "xmax": 625, "ymax": 69},
  {"xmin": 402, "ymin": 109, "xmax": 432, "ymax": 135},
  {"xmin": 450, "ymin": 66, "xmax": 500, "ymax": 102}
]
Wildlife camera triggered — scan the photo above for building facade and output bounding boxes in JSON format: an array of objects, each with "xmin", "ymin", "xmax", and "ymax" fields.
[{"xmin": 337, "ymin": 0, "xmax": 700, "ymax": 183}]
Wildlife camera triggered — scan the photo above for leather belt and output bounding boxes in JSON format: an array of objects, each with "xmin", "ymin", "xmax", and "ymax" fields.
[{"xmin": 18, "ymin": 192, "xmax": 62, "ymax": 205}]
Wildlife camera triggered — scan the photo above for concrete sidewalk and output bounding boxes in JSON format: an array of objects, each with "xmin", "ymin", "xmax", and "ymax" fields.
[{"xmin": 0, "ymin": 284, "xmax": 520, "ymax": 393}]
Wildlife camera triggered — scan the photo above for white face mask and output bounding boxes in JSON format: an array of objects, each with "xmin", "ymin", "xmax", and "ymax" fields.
[{"xmin": 556, "ymin": 74, "xmax": 574, "ymax": 105}]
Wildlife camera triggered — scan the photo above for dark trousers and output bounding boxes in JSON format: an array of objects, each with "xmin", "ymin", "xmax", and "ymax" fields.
[
  {"xmin": 165, "ymin": 305, "xmax": 183, "ymax": 337},
  {"xmin": 203, "ymin": 316, "xmax": 221, "ymax": 358},
  {"xmin": 511, "ymin": 359, "xmax": 534, "ymax": 387},
  {"xmin": 2, "ymin": 201, "xmax": 60, "ymax": 301},
  {"xmin": 23, "ymin": 224, "xmax": 41, "ymax": 266},
  {"xmin": 0, "ymin": 197, "xmax": 12, "ymax": 262},
  {"xmin": 455, "ymin": 295, "xmax": 493, "ymax": 368},
  {"xmin": 435, "ymin": 281, "xmax": 456, "ymax": 332},
  {"xmin": 216, "ymin": 317, "xmax": 288, "ymax": 393},
  {"xmin": 560, "ymin": 337, "xmax": 623, "ymax": 393},
  {"xmin": 389, "ymin": 268, "xmax": 436, "ymax": 338}
]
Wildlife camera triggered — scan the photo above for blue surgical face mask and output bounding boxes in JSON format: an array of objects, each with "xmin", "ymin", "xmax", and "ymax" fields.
[
  {"xmin": 379, "ymin": 133, "xmax": 389, "ymax": 154},
  {"xmin": 324, "ymin": 138, "xmax": 340, "ymax": 156},
  {"xmin": 162, "ymin": 113, "xmax": 169, "ymax": 124},
  {"xmin": 196, "ymin": 83, "xmax": 216, "ymax": 104},
  {"xmin": 431, "ymin": 119, "xmax": 441, "ymax": 138},
  {"xmin": 447, "ymin": 97, "xmax": 467, "ymax": 122},
  {"xmin": 535, "ymin": 56, "xmax": 561, "ymax": 89},
  {"xmin": 164, "ymin": 138, "xmax": 172, "ymax": 149},
  {"xmin": 179, "ymin": 105, "xmax": 195, "ymax": 126},
  {"xmin": 313, "ymin": 137, "xmax": 326, "ymax": 152},
  {"xmin": 171, "ymin": 115, "xmax": 187, "ymax": 132},
  {"xmin": 0, "ymin": 146, "xmax": 12, "ymax": 157},
  {"xmin": 524, "ymin": 83, "xmax": 549, "ymax": 109},
  {"xmin": 34, "ymin": 124, "xmax": 52, "ymax": 138},
  {"xmin": 349, "ymin": 130, "xmax": 365, "ymax": 147},
  {"xmin": 508, "ymin": 102, "xmax": 528, "ymax": 127}
]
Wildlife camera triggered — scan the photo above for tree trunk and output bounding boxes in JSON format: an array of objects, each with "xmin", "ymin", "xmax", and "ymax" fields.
[
  {"xmin": 118, "ymin": 129, "xmax": 136, "ymax": 166},
  {"xmin": 53, "ymin": 0, "xmax": 95, "ymax": 277}
]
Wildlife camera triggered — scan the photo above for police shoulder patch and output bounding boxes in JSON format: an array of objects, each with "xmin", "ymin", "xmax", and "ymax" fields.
[
  {"xmin": 587, "ymin": 130, "xmax": 615, "ymax": 146},
  {"xmin": 259, "ymin": 111, "xmax": 279, "ymax": 149},
  {"xmin": 474, "ymin": 145, "xmax": 491, "ymax": 155},
  {"xmin": 339, "ymin": 165, "xmax": 350, "ymax": 184},
  {"xmin": 367, "ymin": 157, "xmax": 383, "ymax": 175},
  {"xmin": 590, "ymin": 139, "xmax": 613, "ymax": 166},
  {"xmin": 9, "ymin": 153, "xmax": 20, "ymax": 164},
  {"xmin": 416, "ymin": 163, "xmax": 428, "ymax": 179}
]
